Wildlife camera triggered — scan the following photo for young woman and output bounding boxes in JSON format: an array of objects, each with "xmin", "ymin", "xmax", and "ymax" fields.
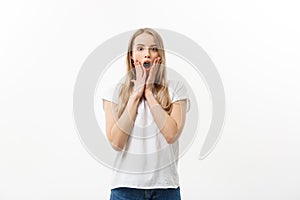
[{"xmin": 102, "ymin": 28, "xmax": 190, "ymax": 200}]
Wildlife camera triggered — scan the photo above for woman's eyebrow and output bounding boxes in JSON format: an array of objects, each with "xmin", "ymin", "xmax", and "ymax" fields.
[{"xmin": 136, "ymin": 44, "xmax": 157, "ymax": 46}]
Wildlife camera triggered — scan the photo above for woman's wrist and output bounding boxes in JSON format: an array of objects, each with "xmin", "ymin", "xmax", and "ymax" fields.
[
  {"xmin": 130, "ymin": 91, "xmax": 141, "ymax": 102},
  {"xmin": 144, "ymin": 89, "xmax": 153, "ymax": 99}
]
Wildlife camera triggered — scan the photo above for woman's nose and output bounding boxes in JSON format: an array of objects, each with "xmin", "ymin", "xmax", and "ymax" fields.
[{"xmin": 144, "ymin": 49, "xmax": 150, "ymax": 58}]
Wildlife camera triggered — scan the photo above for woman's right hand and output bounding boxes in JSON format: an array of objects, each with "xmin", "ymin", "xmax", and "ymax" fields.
[{"xmin": 131, "ymin": 60, "xmax": 146, "ymax": 99}]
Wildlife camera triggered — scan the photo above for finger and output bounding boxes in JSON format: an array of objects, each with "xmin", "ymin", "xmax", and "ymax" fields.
[
  {"xmin": 156, "ymin": 57, "xmax": 161, "ymax": 66},
  {"xmin": 135, "ymin": 61, "xmax": 143, "ymax": 77},
  {"xmin": 139, "ymin": 61, "xmax": 145, "ymax": 77},
  {"xmin": 153, "ymin": 58, "xmax": 159, "ymax": 70},
  {"xmin": 134, "ymin": 59, "xmax": 140, "ymax": 65},
  {"xmin": 157, "ymin": 57, "xmax": 161, "ymax": 64},
  {"xmin": 134, "ymin": 60, "xmax": 139, "ymax": 67},
  {"xmin": 152, "ymin": 58, "xmax": 158, "ymax": 67},
  {"xmin": 142, "ymin": 65, "xmax": 147, "ymax": 80},
  {"xmin": 142, "ymin": 67, "xmax": 147, "ymax": 77},
  {"xmin": 153, "ymin": 57, "xmax": 160, "ymax": 70},
  {"xmin": 150, "ymin": 59, "xmax": 158, "ymax": 74},
  {"xmin": 149, "ymin": 62, "xmax": 158, "ymax": 85}
]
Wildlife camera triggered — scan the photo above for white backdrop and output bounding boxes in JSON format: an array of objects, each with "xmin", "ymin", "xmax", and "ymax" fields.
[{"xmin": 1, "ymin": 0, "xmax": 300, "ymax": 199}]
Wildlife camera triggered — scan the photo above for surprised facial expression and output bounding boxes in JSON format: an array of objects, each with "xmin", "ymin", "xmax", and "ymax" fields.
[{"xmin": 131, "ymin": 33, "xmax": 160, "ymax": 75}]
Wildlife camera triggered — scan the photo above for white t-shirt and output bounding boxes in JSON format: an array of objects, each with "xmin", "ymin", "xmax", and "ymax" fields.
[{"xmin": 101, "ymin": 80, "xmax": 190, "ymax": 189}]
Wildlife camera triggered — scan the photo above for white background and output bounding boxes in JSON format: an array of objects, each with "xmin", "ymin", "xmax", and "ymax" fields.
[{"xmin": 1, "ymin": 0, "xmax": 300, "ymax": 199}]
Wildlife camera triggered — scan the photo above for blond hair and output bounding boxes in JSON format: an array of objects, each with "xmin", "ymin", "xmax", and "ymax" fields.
[{"xmin": 117, "ymin": 28, "xmax": 172, "ymax": 117}]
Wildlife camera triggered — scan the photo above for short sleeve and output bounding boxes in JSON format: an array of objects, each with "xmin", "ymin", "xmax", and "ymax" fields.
[
  {"xmin": 100, "ymin": 83, "xmax": 122, "ymax": 105},
  {"xmin": 169, "ymin": 80, "xmax": 191, "ymax": 112}
]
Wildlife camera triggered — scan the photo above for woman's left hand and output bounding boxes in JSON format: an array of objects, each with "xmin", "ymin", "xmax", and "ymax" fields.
[{"xmin": 145, "ymin": 57, "xmax": 160, "ymax": 95}]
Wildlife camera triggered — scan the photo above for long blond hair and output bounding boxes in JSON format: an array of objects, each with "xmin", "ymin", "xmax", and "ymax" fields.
[{"xmin": 117, "ymin": 28, "xmax": 172, "ymax": 117}]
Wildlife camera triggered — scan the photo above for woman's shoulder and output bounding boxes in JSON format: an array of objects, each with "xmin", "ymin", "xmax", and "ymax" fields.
[
  {"xmin": 167, "ymin": 79, "xmax": 185, "ymax": 91},
  {"xmin": 167, "ymin": 79, "xmax": 190, "ymax": 111},
  {"xmin": 101, "ymin": 82, "xmax": 123, "ymax": 104},
  {"xmin": 167, "ymin": 79, "xmax": 188, "ymax": 97}
]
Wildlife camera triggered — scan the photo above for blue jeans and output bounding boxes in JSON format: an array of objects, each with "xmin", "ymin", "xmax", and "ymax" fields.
[{"xmin": 110, "ymin": 186, "xmax": 181, "ymax": 200}]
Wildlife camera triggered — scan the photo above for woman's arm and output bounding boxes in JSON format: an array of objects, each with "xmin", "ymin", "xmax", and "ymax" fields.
[
  {"xmin": 145, "ymin": 91, "xmax": 187, "ymax": 144},
  {"xmin": 103, "ymin": 93, "xmax": 141, "ymax": 151},
  {"xmin": 104, "ymin": 61, "xmax": 146, "ymax": 151}
]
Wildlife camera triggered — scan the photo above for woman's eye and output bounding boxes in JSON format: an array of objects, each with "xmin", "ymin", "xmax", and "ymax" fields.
[{"xmin": 136, "ymin": 47, "xmax": 157, "ymax": 51}]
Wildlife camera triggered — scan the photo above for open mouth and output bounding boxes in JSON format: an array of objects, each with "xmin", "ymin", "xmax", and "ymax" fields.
[{"xmin": 143, "ymin": 61, "xmax": 151, "ymax": 68}]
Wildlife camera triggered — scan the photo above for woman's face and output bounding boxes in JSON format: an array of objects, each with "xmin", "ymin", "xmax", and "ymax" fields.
[{"xmin": 131, "ymin": 32, "xmax": 160, "ymax": 75}]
